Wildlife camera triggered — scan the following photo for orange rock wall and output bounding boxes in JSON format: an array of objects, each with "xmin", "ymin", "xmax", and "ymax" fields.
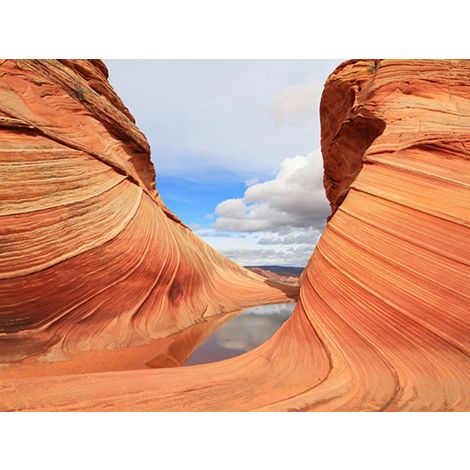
[
  {"xmin": 295, "ymin": 59, "xmax": 470, "ymax": 410},
  {"xmin": 0, "ymin": 60, "xmax": 294, "ymax": 372}
]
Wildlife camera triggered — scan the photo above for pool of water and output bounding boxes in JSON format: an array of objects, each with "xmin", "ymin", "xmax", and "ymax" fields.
[{"xmin": 184, "ymin": 302, "xmax": 296, "ymax": 366}]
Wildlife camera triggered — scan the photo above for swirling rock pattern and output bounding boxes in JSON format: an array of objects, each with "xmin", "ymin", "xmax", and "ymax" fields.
[
  {"xmin": 0, "ymin": 59, "xmax": 469, "ymax": 411},
  {"xmin": 0, "ymin": 60, "xmax": 296, "ymax": 377}
]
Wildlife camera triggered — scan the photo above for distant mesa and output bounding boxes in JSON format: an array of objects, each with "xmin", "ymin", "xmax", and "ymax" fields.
[{"xmin": 245, "ymin": 266, "xmax": 303, "ymax": 285}]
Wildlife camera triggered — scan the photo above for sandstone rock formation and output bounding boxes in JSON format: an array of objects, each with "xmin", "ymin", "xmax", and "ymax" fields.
[
  {"xmin": 0, "ymin": 59, "xmax": 468, "ymax": 411},
  {"xmin": 0, "ymin": 59, "xmax": 296, "ymax": 377}
]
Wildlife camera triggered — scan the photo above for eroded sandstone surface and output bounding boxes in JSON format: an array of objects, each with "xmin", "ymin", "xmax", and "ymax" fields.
[
  {"xmin": 0, "ymin": 59, "xmax": 296, "ymax": 377},
  {"xmin": 0, "ymin": 59, "xmax": 468, "ymax": 411}
]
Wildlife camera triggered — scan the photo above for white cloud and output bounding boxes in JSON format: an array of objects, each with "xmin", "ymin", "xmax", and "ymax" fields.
[
  {"xmin": 199, "ymin": 150, "xmax": 330, "ymax": 266},
  {"xmin": 244, "ymin": 177, "xmax": 258, "ymax": 187},
  {"xmin": 197, "ymin": 227, "xmax": 321, "ymax": 267},
  {"xmin": 217, "ymin": 245, "xmax": 314, "ymax": 266},
  {"xmin": 257, "ymin": 227, "xmax": 322, "ymax": 245},
  {"xmin": 271, "ymin": 81, "xmax": 322, "ymax": 126},
  {"xmin": 106, "ymin": 60, "xmax": 342, "ymax": 177},
  {"xmin": 104, "ymin": 61, "xmax": 341, "ymax": 266},
  {"xmin": 212, "ymin": 149, "xmax": 330, "ymax": 233}
]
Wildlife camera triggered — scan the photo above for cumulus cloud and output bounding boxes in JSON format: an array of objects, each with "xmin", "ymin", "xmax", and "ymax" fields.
[
  {"xmin": 196, "ymin": 228, "xmax": 318, "ymax": 266},
  {"xmin": 205, "ymin": 149, "xmax": 330, "ymax": 266},
  {"xmin": 271, "ymin": 81, "xmax": 322, "ymax": 126},
  {"xmin": 218, "ymin": 245, "xmax": 314, "ymax": 266},
  {"xmin": 212, "ymin": 149, "xmax": 330, "ymax": 233},
  {"xmin": 257, "ymin": 227, "xmax": 323, "ymax": 246}
]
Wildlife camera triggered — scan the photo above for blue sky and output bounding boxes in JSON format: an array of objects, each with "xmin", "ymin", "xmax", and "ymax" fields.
[
  {"xmin": 106, "ymin": 60, "xmax": 342, "ymax": 265},
  {"xmin": 156, "ymin": 174, "xmax": 245, "ymax": 228}
]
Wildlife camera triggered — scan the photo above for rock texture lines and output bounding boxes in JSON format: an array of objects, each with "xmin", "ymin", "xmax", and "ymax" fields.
[
  {"xmin": 0, "ymin": 59, "xmax": 295, "ymax": 377},
  {"xmin": 0, "ymin": 59, "xmax": 468, "ymax": 411}
]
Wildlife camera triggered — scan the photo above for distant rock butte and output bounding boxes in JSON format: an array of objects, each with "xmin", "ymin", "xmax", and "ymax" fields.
[
  {"xmin": 246, "ymin": 266, "xmax": 301, "ymax": 285},
  {"xmin": 0, "ymin": 59, "xmax": 469, "ymax": 411}
]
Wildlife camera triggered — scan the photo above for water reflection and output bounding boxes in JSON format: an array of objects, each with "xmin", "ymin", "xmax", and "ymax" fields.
[{"xmin": 185, "ymin": 302, "xmax": 296, "ymax": 365}]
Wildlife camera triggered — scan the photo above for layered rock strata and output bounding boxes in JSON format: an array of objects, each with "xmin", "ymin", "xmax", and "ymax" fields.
[{"xmin": 0, "ymin": 60, "xmax": 296, "ymax": 376}]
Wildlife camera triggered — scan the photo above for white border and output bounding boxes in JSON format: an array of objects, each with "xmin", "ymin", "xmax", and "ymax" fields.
[
  {"xmin": 0, "ymin": 2, "xmax": 467, "ymax": 469},
  {"xmin": 1, "ymin": 412, "xmax": 468, "ymax": 469},
  {"xmin": 1, "ymin": 0, "xmax": 468, "ymax": 58}
]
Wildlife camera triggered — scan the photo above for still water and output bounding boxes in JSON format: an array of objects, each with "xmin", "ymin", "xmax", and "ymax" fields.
[{"xmin": 184, "ymin": 302, "xmax": 296, "ymax": 366}]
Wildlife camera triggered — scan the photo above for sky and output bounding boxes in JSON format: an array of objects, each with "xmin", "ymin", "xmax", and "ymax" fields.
[{"xmin": 106, "ymin": 60, "xmax": 342, "ymax": 266}]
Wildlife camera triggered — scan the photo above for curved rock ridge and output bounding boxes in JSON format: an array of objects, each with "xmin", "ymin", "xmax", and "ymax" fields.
[
  {"xmin": 288, "ymin": 59, "xmax": 470, "ymax": 411},
  {"xmin": 0, "ymin": 59, "xmax": 296, "ymax": 375},
  {"xmin": 0, "ymin": 59, "xmax": 469, "ymax": 411}
]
